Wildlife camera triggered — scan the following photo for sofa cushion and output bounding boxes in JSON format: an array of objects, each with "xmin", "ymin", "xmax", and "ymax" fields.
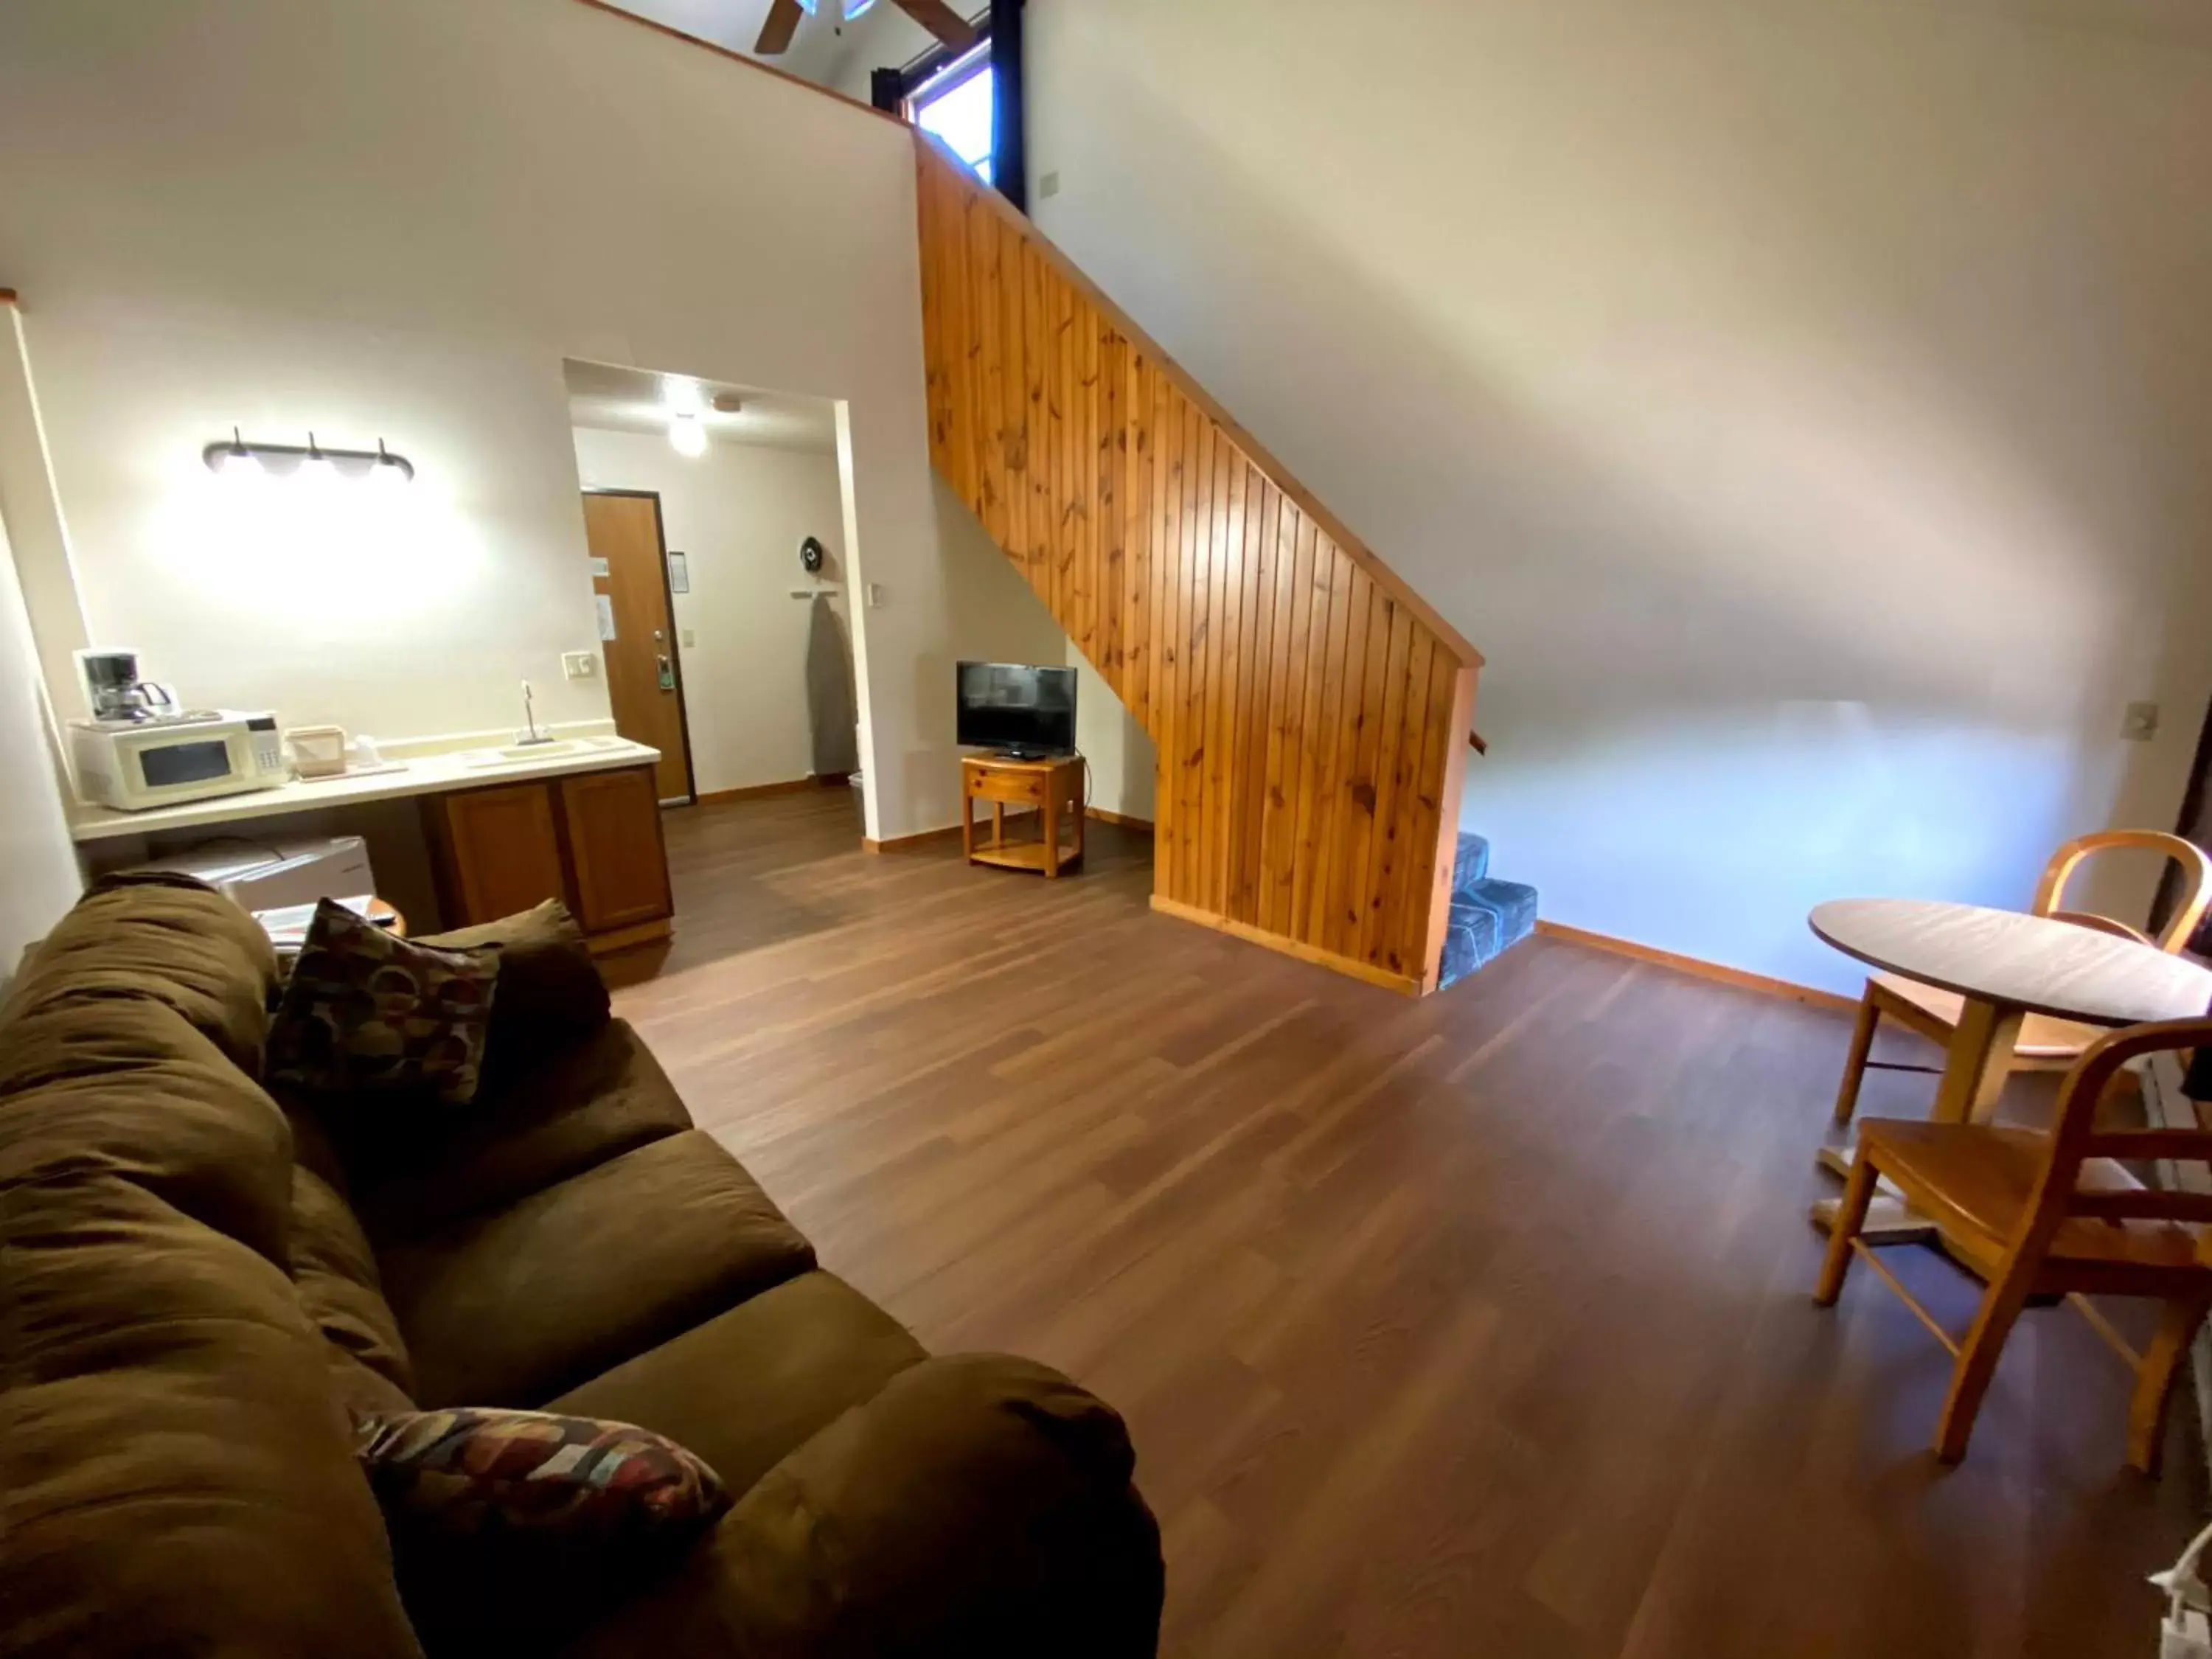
[
  {"xmin": 344, "ymin": 1020, "xmax": 694, "ymax": 1245},
  {"xmin": 557, "ymin": 1354, "xmax": 1164, "ymax": 1659},
  {"xmin": 270, "ymin": 901, "xmax": 499, "ymax": 1104},
  {"xmin": 0, "ymin": 879, "xmax": 422, "ymax": 1658},
  {"xmin": 549, "ymin": 1271, "xmax": 926, "ymax": 1499},
  {"xmin": 291, "ymin": 1163, "xmax": 416, "ymax": 1400},
  {"xmin": 1, "ymin": 871, "xmax": 279, "ymax": 1074},
  {"xmin": 0, "ymin": 1169, "xmax": 423, "ymax": 1659},
  {"xmin": 379, "ymin": 1130, "xmax": 817, "ymax": 1407},
  {"xmin": 0, "ymin": 996, "xmax": 297, "ymax": 1269},
  {"xmin": 417, "ymin": 900, "xmax": 611, "ymax": 1091}
]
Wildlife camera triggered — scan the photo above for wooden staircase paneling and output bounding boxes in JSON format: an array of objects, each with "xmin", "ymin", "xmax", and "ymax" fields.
[{"xmin": 915, "ymin": 139, "xmax": 1481, "ymax": 994}]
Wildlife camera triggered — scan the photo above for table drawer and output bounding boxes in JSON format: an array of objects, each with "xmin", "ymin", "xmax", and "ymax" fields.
[{"xmin": 969, "ymin": 768, "xmax": 1046, "ymax": 804}]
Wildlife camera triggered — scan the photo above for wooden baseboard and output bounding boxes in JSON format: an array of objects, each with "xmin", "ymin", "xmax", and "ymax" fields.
[
  {"xmin": 1533, "ymin": 919, "xmax": 1858, "ymax": 1012},
  {"xmin": 1150, "ymin": 894, "xmax": 1422, "ymax": 996},
  {"xmin": 585, "ymin": 917, "xmax": 673, "ymax": 956},
  {"xmin": 695, "ymin": 776, "xmax": 848, "ymax": 807},
  {"xmin": 1086, "ymin": 806, "xmax": 1155, "ymax": 831},
  {"xmin": 862, "ymin": 824, "xmax": 969, "ymax": 855}
]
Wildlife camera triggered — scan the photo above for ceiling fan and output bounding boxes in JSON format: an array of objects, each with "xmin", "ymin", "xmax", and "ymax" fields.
[{"xmin": 755, "ymin": 0, "xmax": 979, "ymax": 57}]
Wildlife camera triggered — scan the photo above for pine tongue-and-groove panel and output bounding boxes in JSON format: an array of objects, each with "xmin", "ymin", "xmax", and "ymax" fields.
[{"xmin": 915, "ymin": 141, "xmax": 1481, "ymax": 994}]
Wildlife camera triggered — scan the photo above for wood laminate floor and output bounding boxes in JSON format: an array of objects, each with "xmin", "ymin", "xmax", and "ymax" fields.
[{"xmin": 614, "ymin": 789, "xmax": 2206, "ymax": 1659}]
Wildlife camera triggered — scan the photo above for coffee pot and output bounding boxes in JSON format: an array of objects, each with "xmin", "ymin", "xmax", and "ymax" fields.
[{"xmin": 77, "ymin": 649, "xmax": 179, "ymax": 724}]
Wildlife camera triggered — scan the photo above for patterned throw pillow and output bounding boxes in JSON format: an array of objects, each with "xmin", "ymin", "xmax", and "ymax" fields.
[
  {"xmin": 268, "ymin": 901, "xmax": 498, "ymax": 1104},
  {"xmin": 355, "ymin": 1408, "xmax": 731, "ymax": 1543}
]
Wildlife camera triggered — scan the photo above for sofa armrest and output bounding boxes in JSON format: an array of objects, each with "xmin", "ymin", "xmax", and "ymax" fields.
[{"xmin": 561, "ymin": 1353, "xmax": 1164, "ymax": 1659}]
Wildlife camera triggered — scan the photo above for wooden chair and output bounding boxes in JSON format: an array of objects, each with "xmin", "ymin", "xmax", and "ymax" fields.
[
  {"xmin": 1815, "ymin": 1015, "xmax": 2212, "ymax": 1470},
  {"xmin": 1832, "ymin": 831, "xmax": 2212, "ymax": 1127}
]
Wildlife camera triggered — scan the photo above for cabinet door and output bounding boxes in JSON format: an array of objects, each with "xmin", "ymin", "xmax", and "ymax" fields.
[
  {"xmin": 433, "ymin": 782, "xmax": 567, "ymax": 926},
  {"xmin": 557, "ymin": 765, "xmax": 673, "ymax": 933}
]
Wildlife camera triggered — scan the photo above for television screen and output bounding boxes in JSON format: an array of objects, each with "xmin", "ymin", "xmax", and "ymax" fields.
[{"xmin": 956, "ymin": 661, "xmax": 1077, "ymax": 757}]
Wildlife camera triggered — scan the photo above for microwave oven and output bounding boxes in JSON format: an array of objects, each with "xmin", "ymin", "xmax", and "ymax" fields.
[{"xmin": 69, "ymin": 711, "xmax": 288, "ymax": 813}]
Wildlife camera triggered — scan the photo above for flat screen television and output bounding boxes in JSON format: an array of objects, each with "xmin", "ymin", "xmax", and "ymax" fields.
[{"xmin": 956, "ymin": 661, "xmax": 1077, "ymax": 758}]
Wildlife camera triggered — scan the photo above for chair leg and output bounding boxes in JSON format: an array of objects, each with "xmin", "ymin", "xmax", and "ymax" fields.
[
  {"xmin": 1934, "ymin": 1265, "xmax": 2038, "ymax": 1464},
  {"xmin": 1832, "ymin": 988, "xmax": 1882, "ymax": 1127},
  {"xmin": 1815, "ymin": 1152, "xmax": 1880, "ymax": 1306},
  {"xmin": 2126, "ymin": 1295, "xmax": 2212, "ymax": 1476}
]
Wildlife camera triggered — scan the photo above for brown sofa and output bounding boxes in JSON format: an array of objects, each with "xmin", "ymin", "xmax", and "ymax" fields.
[{"xmin": 0, "ymin": 876, "xmax": 1163, "ymax": 1658}]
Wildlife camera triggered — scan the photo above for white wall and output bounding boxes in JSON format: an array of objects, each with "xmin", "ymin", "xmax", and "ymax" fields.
[
  {"xmin": 1027, "ymin": 0, "xmax": 2212, "ymax": 992},
  {"xmin": 1069, "ymin": 649, "xmax": 1157, "ymax": 824},
  {"xmin": 0, "ymin": 0, "xmax": 964, "ymax": 840},
  {"xmin": 572, "ymin": 425, "xmax": 850, "ymax": 795},
  {"xmin": 933, "ymin": 478, "xmax": 1071, "ymax": 765},
  {"xmin": 0, "ymin": 504, "xmax": 81, "ymax": 974}
]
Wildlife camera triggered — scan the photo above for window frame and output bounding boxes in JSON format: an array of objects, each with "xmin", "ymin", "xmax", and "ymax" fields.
[{"xmin": 905, "ymin": 43, "xmax": 995, "ymax": 181}]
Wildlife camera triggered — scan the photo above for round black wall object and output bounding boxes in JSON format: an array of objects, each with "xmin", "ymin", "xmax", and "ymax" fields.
[{"xmin": 800, "ymin": 536, "xmax": 827, "ymax": 574}]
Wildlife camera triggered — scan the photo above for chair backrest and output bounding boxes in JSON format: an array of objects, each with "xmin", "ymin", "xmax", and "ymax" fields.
[
  {"xmin": 2015, "ymin": 1018, "xmax": 2212, "ymax": 1251},
  {"xmin": 2032, "ymin": 830, "xmax": 2212, "ymax": 954}
]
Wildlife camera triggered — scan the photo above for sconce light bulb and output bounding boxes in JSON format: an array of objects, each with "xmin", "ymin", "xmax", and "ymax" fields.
[
  {"xmin": 369, "ymin": 438, "xmax": 412, "ymax": 487},
  {"xmin": 210, "ymin": 425, "xmax": 262, "ymax": 479}
]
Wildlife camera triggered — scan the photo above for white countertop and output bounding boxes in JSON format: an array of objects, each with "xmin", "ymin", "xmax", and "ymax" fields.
[{"xmin": 68, "ymin": 737, "xmax": 662, "ymax": 844}]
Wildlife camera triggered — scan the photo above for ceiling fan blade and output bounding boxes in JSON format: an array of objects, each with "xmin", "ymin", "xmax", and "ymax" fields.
[
  {"xmin": 890, "ymin": 0, "xmax": 981, "ymax": 53},
  {"xmin": 756, "ymin": 0, "xmax": 806, "ymax": 55}
]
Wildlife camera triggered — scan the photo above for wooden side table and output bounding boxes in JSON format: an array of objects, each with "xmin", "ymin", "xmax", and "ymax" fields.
[{"xmin": 961, "ymin": 753, "xmax": 1084, "ymax": 878}]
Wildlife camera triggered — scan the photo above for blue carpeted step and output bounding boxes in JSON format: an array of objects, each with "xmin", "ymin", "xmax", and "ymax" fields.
[
  {"xmin": 1436, "ymin": 875, "xmax": 1538, "ymax": 992},
  {"xmin": 1452, "ymin": 832, "xmax": 1490, "ymax": 894}
]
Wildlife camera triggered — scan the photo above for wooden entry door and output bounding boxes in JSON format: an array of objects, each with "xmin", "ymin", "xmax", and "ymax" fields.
[{"xmin": 582, "ymin": 491, "xmax": 693, "ymax": 804}]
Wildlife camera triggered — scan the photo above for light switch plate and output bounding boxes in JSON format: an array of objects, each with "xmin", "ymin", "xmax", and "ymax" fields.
[
  {"xmin": 866, "ymin": 582, "xmax": 886, "ymax": 609},
  {"xmin": 681, "ymin": 629, "xmax": 696, "ymax": 649},
  {"xmin": 1040, "ymin": 171, "xmax": 1062, "ymax": 199},
  {"xmin": 562, "ymin": 650, "xmax": 599, "ymax": 681},
  {"xmin": 2124, "ymin": 701, "xmax": 2160, "ymax": 741}
]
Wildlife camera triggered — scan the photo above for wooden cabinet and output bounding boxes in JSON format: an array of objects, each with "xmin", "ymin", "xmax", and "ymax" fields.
[
  {"xmin": 424, "ymin": 762, "xmax": 673, "ymax": 952},
  {"xmin": 430, "ymin": 782, "xmax": 569, "ymax": 922},
  {"xmin": 558, "ymin": 765, "xmax": 673, "ymax": 933}
]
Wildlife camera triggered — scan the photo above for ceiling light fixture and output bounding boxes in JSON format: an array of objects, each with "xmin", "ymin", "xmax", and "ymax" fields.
[
  {"xmin": 201, "ymin": 428, "xmax": 415, "ymax": 482},
  {"xmin": 793, "ymin": 0, "xmax": 882, "ymax": 21},
  {"xmin": 668, "ymin": 413, "xmax": 709, "ymax": 457}
]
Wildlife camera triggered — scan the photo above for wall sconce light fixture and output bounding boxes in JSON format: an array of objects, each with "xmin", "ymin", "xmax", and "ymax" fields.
[{"xmin": 203, "ymin": 428, "xmax": 415, "ymax": 483}]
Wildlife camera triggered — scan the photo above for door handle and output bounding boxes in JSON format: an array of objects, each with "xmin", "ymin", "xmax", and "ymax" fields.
[{"xmin": 657, "ymin": 655, "xmax": 676, "ymax": 692}]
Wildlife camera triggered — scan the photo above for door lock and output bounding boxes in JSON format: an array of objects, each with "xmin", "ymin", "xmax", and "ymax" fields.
[{"xmin": 657, "ymin": 655, "xmax": 675, "ymax": 692}]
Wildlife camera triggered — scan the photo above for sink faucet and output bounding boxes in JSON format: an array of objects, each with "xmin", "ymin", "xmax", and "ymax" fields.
[{"xmin": 515, "ymin": 679, "xmax": 553, "ymax": 747}]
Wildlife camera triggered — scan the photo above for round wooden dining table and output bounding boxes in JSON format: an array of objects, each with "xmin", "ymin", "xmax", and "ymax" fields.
[{"xmin": 1806, "ymin": 897, "xmax": 2212, "ymax": 1240}]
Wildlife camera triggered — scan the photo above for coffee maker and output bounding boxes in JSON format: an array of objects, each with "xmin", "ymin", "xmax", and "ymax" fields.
[{"xmin": 76, "ymin": 649, "xmax": 181, "ymax": 725}]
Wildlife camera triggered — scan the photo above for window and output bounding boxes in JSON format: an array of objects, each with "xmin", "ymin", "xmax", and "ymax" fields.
[{"xmin": 910, "ymin": 49, "xmax": 994, "ymax": 184}]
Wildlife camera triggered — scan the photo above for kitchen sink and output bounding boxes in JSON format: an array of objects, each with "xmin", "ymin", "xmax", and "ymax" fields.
[{"xmin": 461, "ymin": 737, "xmax": 625, "ymax": 768}]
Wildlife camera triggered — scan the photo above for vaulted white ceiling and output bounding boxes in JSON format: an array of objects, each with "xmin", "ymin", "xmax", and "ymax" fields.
[{"xmin": 602, "ymin": 0, "xmax": 943, "ymax": 96}]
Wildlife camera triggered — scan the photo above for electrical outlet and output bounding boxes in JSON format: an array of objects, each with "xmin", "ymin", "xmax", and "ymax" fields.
[
  {"xmin": 562, "ymin": 650, "xmax": 599, "ymax": 681},
  {"xmin": 2124, "ymin": 700, "xmax": 2160, "ymax": 742},
  {"xmin": 1040, "ymin": 170, "xmax": 1062, "ymax": 199}
]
